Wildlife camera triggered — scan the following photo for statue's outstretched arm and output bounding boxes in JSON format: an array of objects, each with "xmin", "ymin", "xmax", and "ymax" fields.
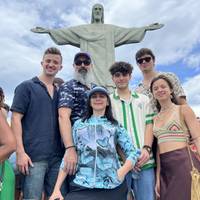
[
  {"xmin": 30, "ymin": 27, "xmax": 50, "ymax": 34},
  {"xmin": 145, "ymin": 23, "xmax": 164, "ymax": 31}
]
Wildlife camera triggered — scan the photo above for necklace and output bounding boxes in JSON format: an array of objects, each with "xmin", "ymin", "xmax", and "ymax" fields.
[
  {"xmin": 156, "ymin": 103, "xmax": 175, "ymax": 121},
  {"xmin": 160, "ymin": 103, "xmax": 175, "ymax": 113}
]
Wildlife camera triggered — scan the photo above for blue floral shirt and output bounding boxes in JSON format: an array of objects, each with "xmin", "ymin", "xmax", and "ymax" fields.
[{"xmin": 61, "ymin": 116, "xmax": 140, "ymax": 189}]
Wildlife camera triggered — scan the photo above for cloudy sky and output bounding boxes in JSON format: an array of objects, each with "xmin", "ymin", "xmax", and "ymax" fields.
[{"xmin": 0, "ymin": 0, "xmax": 200, "ymax": 114}]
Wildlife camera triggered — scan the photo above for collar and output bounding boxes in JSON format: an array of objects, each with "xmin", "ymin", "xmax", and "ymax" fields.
[
  {"xmin": 32, "ymin": 76, "xmax": 56, "ymax": 88},
  {"xmin": 32, "ymin": 76, "xmax": 40, "ymax": 83},
  {"xmin": 88, "ymin": 115, "xmax": 108, "ymax": 123},
  {"xmin": 113, "ymin": 89, "xmax": 139, "ymax": 100}
]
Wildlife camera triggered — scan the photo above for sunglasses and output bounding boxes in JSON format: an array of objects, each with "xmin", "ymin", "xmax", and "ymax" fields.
[
  {"xmin": 137, "ymin": 57, "xmax": 152, "ymax": 64},
  {"xmin": 75, "ymin": 59, "xmax": 91, "ymax": 66}
]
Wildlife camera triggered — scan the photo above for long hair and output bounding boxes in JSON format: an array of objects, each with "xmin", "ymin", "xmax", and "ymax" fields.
[
  {"xmin": 82, "ymin": 93, "xmax": 118, "ymax": 125},
  {"xmin": 150, "ymin": 74, "xmax": 178, "ymax": 111},
  {"xmin": 0, "ymin": 87, "xmax": 5, "ymax": 108}
]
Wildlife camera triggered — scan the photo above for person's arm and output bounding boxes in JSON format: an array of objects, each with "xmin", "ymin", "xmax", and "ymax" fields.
[
  {"xmin": 1, "ymin": 107, "xmax": 8, "ymax": 119},
  {"xmin": 49, "ymin": 160, "xmax": 67, "ymax": 200},
  {"xmin": 155, "ymin": 147, "xmax": 161, "ymax": 199},
  {"xmin": 182, "ymin": 105, "xmax": 200, "ymax": 154},
  {"xmin": 177, "ymin": 96, "xmax": 187, "ymax": 105},
  {"xmin": 137, "ymin": 98, "xmax": 154, "ymax": 168},
  {"xmin": 58, "ymin": 107, "xmax": 77, "ymax": 175},
  {"xmin": 116, "ymin": 125, "xmax": 141, "ymax": 180},
  {"xmin": 0, "ymin": 111, "xmax": 16, "ymax": 162},
  {"xmin": 11, "ymin": 112, "xmax": 33, "ymax": 174},
  {"xmin": 137, "ymin": 123, "xmax": 153, "ymax": 167},
  {"xmin": 117, "ymin": 160, "xmax": 134, "ymax": 181}
]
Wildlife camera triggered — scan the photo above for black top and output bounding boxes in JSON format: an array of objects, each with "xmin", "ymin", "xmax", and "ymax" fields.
[{"xmin": 11, "ymin": 77, "xmax": 64, "ymax": 161}]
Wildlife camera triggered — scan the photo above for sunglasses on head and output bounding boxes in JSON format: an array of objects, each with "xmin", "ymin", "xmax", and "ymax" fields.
[
  {"xmin": 137, "ymin": 56, "xmax": 152, "ymax": 64},
  {"xmin": 75, "ymin": 59, "xmax": 91, "ymax": 66}
]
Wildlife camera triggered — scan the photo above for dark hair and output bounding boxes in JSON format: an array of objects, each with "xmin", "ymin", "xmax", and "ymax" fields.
[
  {"xmin": 109, "ymin": 61, "xmax": 133, "ymax": 76},
  {"xmin": 43, "ymin": 47, "xmax": 62, "ymax": 63},
  {"xmin": 54, "ymin": 77, "xmax": 64, "ymax": 88},
  {"xmin": 135, "ymin": 48, "xmax": 155, "ymax": 61},
  {"xmin": 0, "ymin": 88, "xmax": 9, "ymax": 112},
  {"xmin": 2, "ymin": 103, "xmax": 10, "ymax": 112},
  {"xmin": 150, "ymin": 75, "xmax": 178, "ymax": 111},
  {"xmin": 0, "ymin": 87, "xmax": 5, "ymax": 107},
  {"xmin": 82, "ymin": 91, "xmax": 118, "ymax": 125}
]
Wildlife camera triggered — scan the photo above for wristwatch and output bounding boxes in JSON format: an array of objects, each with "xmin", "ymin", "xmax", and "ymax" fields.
[{"xmin": 143, "ymin": 145, "xmax": 152, "ymax": 155}]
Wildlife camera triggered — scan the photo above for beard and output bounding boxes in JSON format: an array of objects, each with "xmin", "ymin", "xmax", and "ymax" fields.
[{"xmin": 74, "ymin": 69, "xmax": 92, "ymax": 88}]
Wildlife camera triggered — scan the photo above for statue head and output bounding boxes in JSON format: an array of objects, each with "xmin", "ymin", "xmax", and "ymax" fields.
[{"xmin": 91, "ymin": 3, "xmax": 104, "ymax": 24}]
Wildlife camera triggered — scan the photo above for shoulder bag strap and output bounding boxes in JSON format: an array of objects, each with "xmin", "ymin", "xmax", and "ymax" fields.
[{"xmin": 179, "ymin": 105, "xmax": 195, "ymax": 168}]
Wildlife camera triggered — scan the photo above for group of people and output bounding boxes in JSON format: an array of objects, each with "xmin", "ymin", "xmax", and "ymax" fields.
[{"xmin": 0, "ymin": 47, "xmax": 200, "ymax": 200}]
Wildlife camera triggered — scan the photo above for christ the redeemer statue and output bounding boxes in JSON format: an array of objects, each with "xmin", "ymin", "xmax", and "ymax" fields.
[{"xmin": 31, "ymin": 3, "xmax": 163, "ymax": 90}]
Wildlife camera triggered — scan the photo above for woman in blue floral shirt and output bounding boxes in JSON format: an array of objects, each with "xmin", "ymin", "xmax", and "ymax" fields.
[{"xmin": 50, "ymin": 86, "xmax": 140, "ymax": 200}]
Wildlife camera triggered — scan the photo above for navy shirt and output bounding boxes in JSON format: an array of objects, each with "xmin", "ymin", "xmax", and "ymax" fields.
[
  {"xmin": 11, "ymin": 77, "xmax": 64, "ymax": 162},
  {"xmin": 58, "ymin": 79, "xmax": 89, "ymax": 125}
]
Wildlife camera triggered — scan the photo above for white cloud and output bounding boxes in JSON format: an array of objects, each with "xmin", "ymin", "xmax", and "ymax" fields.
[
  {"xmin": 183, "ymin": 53, "xmax": 200, "ymax": 70},
  {"xmin": 183, "ymin": 74, "xmax": 200, "ymax": 104},
  {"xmin": 183, "ymin": 74, "xmax": 200, "ymax": 115}
]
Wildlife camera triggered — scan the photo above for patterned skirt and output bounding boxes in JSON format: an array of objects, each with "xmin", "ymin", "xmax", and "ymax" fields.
[{"xmin": 160, "ymin": 147, "xmax": 200, "ymax": 200}]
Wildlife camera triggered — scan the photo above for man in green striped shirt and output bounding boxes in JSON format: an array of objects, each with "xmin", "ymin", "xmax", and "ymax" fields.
[{"xmin": 109, "ymin": 61, "xmax": 155, "ymax": 200}]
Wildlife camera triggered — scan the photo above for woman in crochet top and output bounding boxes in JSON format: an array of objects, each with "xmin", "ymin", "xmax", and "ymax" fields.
[{"xmin": 150, "ymin": 75, "xmax": 200, "ymax": 200}]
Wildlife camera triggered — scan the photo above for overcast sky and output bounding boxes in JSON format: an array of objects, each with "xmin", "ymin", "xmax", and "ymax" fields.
[{"xmin": 0, "ymin": 0, "xmax": 200, "ymax": 114}]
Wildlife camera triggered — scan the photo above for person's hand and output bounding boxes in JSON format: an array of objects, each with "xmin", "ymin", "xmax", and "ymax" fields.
[
  {"xmin": 133, "ymin": 164, "xmax": 141, "ymax": 172},
  {"xmin": 155, "ymin": 179, "xmax": 160, "ymax": 199},
  {"xmin": 146, "ymin": 23, "xmax": 164, "ymax": 31},
  {"xmin": 30, "ymin": 27, "xmax": 49, "ymax": 33},
  {"xmin": 63, "ymin": 147, "xmax": 77, "ymax": 175},
  {"xmin": 49, "ymin": 189, "xmax": 64, "ymax": 200},
  {"xmin": 117, "ymin": 168, "xmax": 125, "ymax": 181},
  {"xmin": 136, "ymin": 148, "xmax": 150, "ymax": 168},
  {"xmin": 16, "ymin": 151, "xmax": 34, "ymax": 175}
]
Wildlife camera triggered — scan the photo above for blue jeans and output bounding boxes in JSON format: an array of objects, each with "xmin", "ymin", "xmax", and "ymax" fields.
[
  {"xmin": 22, "ymin": 157, "xmax": 67, "ymax": 200},
  {"xmin": 126, "ymin": 168, "xmax": 155, "ymax": 200}
]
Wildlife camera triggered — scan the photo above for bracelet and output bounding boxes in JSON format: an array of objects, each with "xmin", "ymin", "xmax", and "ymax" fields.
[
  {"xmin": 143, "ymin": 145, "xmax": 152, "ymax": 155},
  {"xmin": 65, "ymin": 145, "xmax": 76, "ymax": 150}
]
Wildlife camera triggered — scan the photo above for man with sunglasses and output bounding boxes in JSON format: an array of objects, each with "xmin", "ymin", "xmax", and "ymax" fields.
[
  {"xmin": 58, "ymin": 52, "xmax": 93, "ymax": 184},
  {"xmin": 109, "ymin": 62, "xmax": 155, "ymax": 200},
  {"xmin": 135, "ymin": 48, "xmax": 186, "ymax": 113}
]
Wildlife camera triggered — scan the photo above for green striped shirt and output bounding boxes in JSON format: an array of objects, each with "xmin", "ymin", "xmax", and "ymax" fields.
[{"xmin": 110, "ymin": 90, "xmax": 155, "ymax": 169}]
